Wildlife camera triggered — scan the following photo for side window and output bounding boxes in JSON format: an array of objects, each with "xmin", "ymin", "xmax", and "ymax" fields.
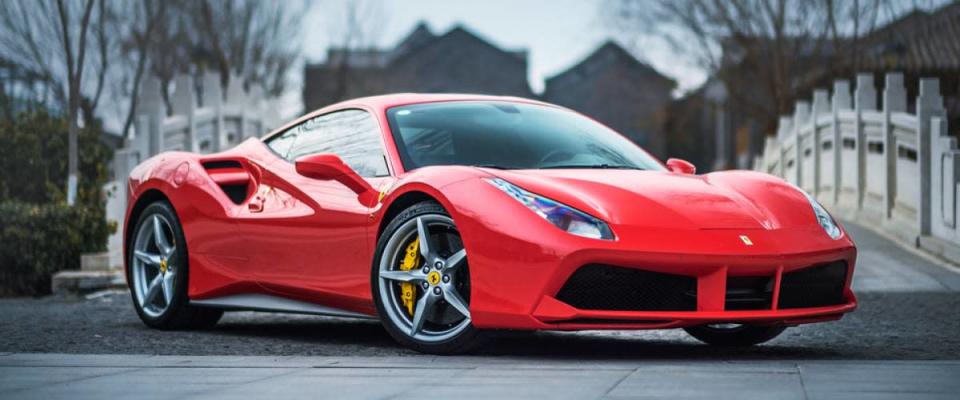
[
  {"xmin": 287, "ymin": 110, "xmax": 389, "ymax": 177},
  {"xmin": 264, "ymin": 124, "xmax": 300, "ymax": 159}
]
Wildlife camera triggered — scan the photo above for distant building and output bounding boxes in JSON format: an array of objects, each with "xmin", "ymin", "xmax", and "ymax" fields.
[
  {"xmin": 542, "ymin": 42, "xmax": 675, "ymax": 157},
  {"xmin": 303, "ymin": 23, "xmax": 533, "ymax": 111},
  {"xmin": 303, "ymin": 24, "xmax": 677, "ymax": 157}
]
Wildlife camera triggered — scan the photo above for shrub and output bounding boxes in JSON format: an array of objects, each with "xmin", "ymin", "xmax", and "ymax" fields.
[
  {"xmin": 0, "ymin": 111, "xmax": 115, "ymax": 296},
  {"xmin": 0, "ymin": 111, "xmax": 113, "ymax": 204},
  {"xmin": 0, "ymin": 202, "xmax": 113, "ymax": 296}
]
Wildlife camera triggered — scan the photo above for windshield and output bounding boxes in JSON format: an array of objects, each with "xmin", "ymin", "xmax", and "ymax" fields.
[{"xmin": 386, "ymin": 101, "xmax": 665, "ymax": 171}]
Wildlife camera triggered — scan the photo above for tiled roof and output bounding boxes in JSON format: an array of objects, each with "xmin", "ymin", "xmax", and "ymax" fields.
[{"xmin": 859, "ymin": 2, "xmax": 960, "ymax": 70}]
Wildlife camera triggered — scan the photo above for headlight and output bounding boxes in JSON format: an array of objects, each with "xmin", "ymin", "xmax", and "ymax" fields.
[
  {"xmin": 801, "ymin": 190, "xmax": 842, "ymax": 239},
  {"xmin": 486, "ymin": 178, "xmax": 614, "ymax": 240}
]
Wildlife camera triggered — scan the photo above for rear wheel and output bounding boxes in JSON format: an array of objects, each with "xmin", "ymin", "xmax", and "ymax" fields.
[
  {"xmin": 684, "ymin": 324, "xmax": 786, "ymax": 346},
  {"xmin": 128, "ymin": 201, "xmax": 222, "ymax": 330},
  {"xmin": 372, "ymin": 201, "xmax": 486, "ymax": 354}
]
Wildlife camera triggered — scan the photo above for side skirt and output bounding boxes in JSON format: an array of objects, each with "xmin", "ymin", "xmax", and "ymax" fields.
[{"xmin": 191, "ymin": 293, "xmax": 376, "ymax": 320}]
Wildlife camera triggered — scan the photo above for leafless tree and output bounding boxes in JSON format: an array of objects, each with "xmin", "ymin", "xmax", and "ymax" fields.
[
  {"xmin": 106, "ymin": 0, "xmax": 303, "ymax": 137},
  {"xmin": 0, "ymin": 0, "xmax": 114, "ymax": 205},
  {"xmin": 181, "ymin": 0, "xmax": 303, "ymax": 96},
  {"xmin": 112, "ymin": 0, "xmax": 167, "ymax": 138},
  {"xmin": 604, "ymin": 0, "xmax": 948, "ymax": 130}
]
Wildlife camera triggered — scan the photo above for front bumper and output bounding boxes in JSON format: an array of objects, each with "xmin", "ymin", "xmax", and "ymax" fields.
[
  {"xmin": 470, "ymin": 243, "xmax": 856, "ymax": 330},
  {"xmin": 446, "ymin": 182, "xmax": 857, "ymax": 331}
]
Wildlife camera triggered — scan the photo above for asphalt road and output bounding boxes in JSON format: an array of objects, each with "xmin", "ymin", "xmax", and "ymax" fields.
[{"xmin": 1, "ymin": 221, "xmax": 959, "ymax": 399}]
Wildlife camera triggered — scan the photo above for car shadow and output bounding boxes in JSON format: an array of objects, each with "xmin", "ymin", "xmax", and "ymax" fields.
[{"xmin": 198, "ymin": 316, "xmax": 841, "ymax": 360}]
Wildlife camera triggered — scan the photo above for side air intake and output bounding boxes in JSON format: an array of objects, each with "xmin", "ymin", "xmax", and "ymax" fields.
[{"xmin": 202, "ymin": 160, "xmax": 250, "ymax": 205}]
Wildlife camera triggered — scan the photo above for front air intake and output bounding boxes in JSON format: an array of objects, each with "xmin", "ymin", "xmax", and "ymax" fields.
[
  {"xmin": 556, "ymin": 264, "xmax": 697, "ymax": 311},
  {"xmin": 777, "ymin": 261, "xmax": 848, "ymax": 309}
]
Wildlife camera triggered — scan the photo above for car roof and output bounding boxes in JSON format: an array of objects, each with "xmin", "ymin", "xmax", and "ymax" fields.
[
  {"xmin": 263, "ymin": 93, "xmax": 559, "ymax": 143},
  {"xmin": 317, "ymin": 93, "xmax": 553, "ymax": 114}
]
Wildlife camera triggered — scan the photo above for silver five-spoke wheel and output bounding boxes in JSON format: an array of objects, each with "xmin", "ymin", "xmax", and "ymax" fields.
[
  {"xmin": 132, "ymin": 214, "xmax": 178, "ymax": 318},
  {"xmin": 377, "ymin": 212, "xmax": 473, "ymax": 344}
]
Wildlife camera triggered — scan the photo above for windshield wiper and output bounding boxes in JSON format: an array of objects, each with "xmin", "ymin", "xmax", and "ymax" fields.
[
  {"xmin": 472, "ymin": 164, "xmax": 512, "ymax": 170},
  {"xmin": 540, "ymin": 164, "xmax": 644, "ymax": 170}
]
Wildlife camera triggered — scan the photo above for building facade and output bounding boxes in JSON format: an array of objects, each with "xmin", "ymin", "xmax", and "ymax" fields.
[
  {"xmin": 542, "ymin": 42, "xmax": 675, "ymax": 157},
  {"xmin": 304, "ymin": 24, "xmax": 676, "ymax": 158},
  {"xmin": 303, "ymin": 23, "xmax": 533, "ymax": 112}
]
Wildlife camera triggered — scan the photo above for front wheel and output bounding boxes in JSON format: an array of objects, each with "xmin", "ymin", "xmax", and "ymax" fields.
[
  {"xmin": 684, "ymin": 324, "xmax": 786, "ymax": 347},
  {"xmin": 371, "ymin": 201, "xmax": 486, "ymax": 354},
  {"xmin": 128, "ymin": 200, "xmax": 223, "ymax": 330}
]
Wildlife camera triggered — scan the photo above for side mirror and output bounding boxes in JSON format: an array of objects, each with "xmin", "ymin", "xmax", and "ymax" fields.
[
  {"xmin": 295, "ymin": 154, "xmax": 376, "ymax": 205},
  {"xmin": 666, "ymin": 158, "xmax": 696, "ymax": 175}
]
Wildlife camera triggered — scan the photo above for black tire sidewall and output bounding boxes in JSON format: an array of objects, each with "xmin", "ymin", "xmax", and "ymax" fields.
[
  {"xmin": 370, "ymin": 201, "xmax": 485, "ymax": 354},
  {"xmin": 684, "ymin": 324, "xmax": 787, "ymax": 347}
]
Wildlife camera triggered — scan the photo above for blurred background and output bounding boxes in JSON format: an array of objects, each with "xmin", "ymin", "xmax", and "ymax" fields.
[{"xmin": 0, "ymin": 0, "xmax": 958, "ymax": 297}]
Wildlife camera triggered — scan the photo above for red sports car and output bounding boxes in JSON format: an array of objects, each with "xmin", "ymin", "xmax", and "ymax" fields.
[{"xmin": 124, "ymin": 94, "xmax": 856, "ymax": 354}]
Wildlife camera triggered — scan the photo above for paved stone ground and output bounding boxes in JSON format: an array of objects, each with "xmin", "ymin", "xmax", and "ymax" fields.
[
  {"xmin": 0, "ymin": 221, "xmax": 958, "ymax": 398},
  {"xmin": 1, "ymin": 354, "xmax": 958, "ymax": 400}
]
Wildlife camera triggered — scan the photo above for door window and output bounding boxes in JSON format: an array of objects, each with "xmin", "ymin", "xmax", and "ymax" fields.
[{"xmin": 286, "ymin": 110, "xmax": 389, "ymax": 177}]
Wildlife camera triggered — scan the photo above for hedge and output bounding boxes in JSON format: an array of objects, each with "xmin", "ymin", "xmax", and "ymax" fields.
[
  {"xmin": 0, "ymin": 202, "xmax": 114, "ymax": 296},
  {"xmin": 0, "ymin": 111, "xmax": 114, "ymax": 296}
]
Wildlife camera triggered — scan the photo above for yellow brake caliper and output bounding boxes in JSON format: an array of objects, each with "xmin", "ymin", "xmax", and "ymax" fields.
[{"xmin": 399, "ymin": 237, "xmax": 421, "ymax": 316}]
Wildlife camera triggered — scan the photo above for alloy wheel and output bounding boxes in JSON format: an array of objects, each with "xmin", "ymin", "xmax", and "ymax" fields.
[
  {"xmin": 377, "ymin": 215, "xmax": 472, "ymax": 343},
  {"xmin": 131, "ymin": 214, "xmax": 178, "ymax": 318}
]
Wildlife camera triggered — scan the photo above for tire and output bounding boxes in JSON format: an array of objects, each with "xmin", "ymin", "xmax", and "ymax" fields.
[
  {"xmin": 371, "ymin": 201, "xmax": 487, "ymax": 354},
  {"xmin": 683, "ymin": 324, "xmax": 786, "ymax": 347},
  {"xmin": 127, "ymin": 200, "xmax": 222, "ymax": 330}
]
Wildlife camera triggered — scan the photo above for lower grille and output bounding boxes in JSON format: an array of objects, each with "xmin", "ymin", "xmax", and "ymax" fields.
[
  {"xmin": 778, "ymin": 261, "xmax": 848, "ymax": 309},
  {"xmin": 725, "ymin": 276, "xmax": 773, "ymax": 310},
  {"xmin": 556, "ymin": 264, "xmax": 697, "ymax": 311}
]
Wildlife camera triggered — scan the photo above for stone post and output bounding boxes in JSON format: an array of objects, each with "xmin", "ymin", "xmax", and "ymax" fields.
[
  {"xmin": 135, "ymin": 76, "xmax": 164, "ymax": 160},
  {"xmin": 811, "ymin": 89, "xmax": 830, "ymax": 196},
  {"xmin": 917, "ymin": 78, "xmax": 946, "ymax": 235},
  {"xmin": 777, "ymin": 116, "xmax": 792, "ymax": 178},
  {"xmin": 831, "ymin": 80, "xmax": 851, "ymax": 205},
  {"xmin": 854, "ymin": 74, "xmax": 876, "ymax": 209},
  {"xmin": 225, "ymin": 74, "xmax": 246, "ymax": 145},
  {"xmin": 202, "ymin": 72, "xmax": 224, "ymax": 152},
  {"xmin": 930, "ymin": 117, "xmax": 956, "ymax": 234},
  {"xmin": 171, "ymin": 74, "xmax": 196, "ymax": 152},
  {"xmin": 792, "ymin": 101, "xmax": 811, "ymax": 185},
  {"xmin": 882, "ymin": 73, "xmax": 906, "ymax": 218},
  {"xmin": 247, "ymin": 84, "xmax": 265, "ymax": 139}
]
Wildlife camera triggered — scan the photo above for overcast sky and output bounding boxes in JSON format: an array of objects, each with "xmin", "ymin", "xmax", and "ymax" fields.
[{"xmin": 290, "ymin": 0, "xmax": 707, "ymax": 114}]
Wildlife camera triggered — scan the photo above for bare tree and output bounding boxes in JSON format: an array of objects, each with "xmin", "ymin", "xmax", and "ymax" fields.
[
  {"xmin": 113, "ymin": 0, "xmax": 167, "ymax": 138},
  {"xmin": 3, "ymin": 0, "xmax": 304, "ymax": 151},
  {"xmin": 604, "ymin": 0, "xmax": 946, "ymax": 130},
  {"xmin": 0, "ymin": 0, "xmax": 115, "ymax": 205},
  {"xmin": 183, "ymin": 0, "xmax": 303, "ymax": 96},
  {"xmin": 106, "ymin": 0, "xmax": 302, "ymax": 138}
]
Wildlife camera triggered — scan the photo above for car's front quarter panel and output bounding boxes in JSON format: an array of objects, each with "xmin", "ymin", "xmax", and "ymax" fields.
[{"xmin": 125, "ymin": 152, "xmax": 257, "ymax": 300}]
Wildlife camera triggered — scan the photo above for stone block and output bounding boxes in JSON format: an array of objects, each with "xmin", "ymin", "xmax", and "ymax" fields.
[{"xmin": 51, "ymin": 270, "xmax": 125, "ymax": 296}]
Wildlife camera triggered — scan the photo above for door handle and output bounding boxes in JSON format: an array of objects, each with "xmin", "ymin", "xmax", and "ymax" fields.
[{"xmin": 248, "ymin": 196, "xmax": 264, "ymax": 213}]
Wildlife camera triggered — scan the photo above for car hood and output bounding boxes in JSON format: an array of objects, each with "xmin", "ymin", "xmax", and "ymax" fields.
[{"xmin": 482, "ymin": 168, "xmax": 815, "ymax": 231}]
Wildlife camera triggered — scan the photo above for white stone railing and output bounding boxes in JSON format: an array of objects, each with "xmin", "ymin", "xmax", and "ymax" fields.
[
  {"xmin": 100, "ymin": 72, "xmax": 284, "ymax": 267},
  {"xmin": 755, "ymin": 72, "xmax": 959, "ymax": 260}
]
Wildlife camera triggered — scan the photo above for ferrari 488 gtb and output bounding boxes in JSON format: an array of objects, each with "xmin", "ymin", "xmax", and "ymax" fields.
[{"xmin": 124, "ymin": 94, "xmax": 856, "ymax": 354}]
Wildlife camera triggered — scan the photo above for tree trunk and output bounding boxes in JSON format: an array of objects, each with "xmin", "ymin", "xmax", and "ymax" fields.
[{"xmin": 66, "ymin": 94, "xmax": 79, "ymax": 206}]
